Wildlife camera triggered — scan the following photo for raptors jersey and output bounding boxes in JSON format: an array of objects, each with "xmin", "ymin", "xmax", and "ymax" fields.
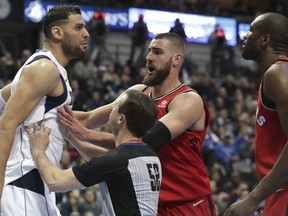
[
  {"xmin": 144, "ymin": 84, "xmax": 212, "ymax": 204},
  {"xmin": 255, "ymin": 56, "xmax": 288, "ymax": 181},
  {"xmin": 4, "ymin": 50, "xmax": 72, "ymax": 185}
]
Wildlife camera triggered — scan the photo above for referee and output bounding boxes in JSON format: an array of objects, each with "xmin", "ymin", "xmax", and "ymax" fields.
[{"xmin": 27, "ymin": 89, "xmax": 162, "ymax": 216}]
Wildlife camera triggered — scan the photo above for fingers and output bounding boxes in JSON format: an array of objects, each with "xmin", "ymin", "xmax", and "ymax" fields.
[
  {"xmin": 64, "ymin": 105, "xmax": 74, "ymax": 116},
  {"xmin": 57, "ymin": 112, "xmax": 71, "ymax": 127},
  {"xmin": 57, "ymin": 106, "xmax": 76, "ymax": 126},
  {"xmin": 24, "ymin": 126, "xmax": 31, "ymax": 135},
  {"xmin": 24, "ymin": 121, "xmax": 50, "ymax": 135}
]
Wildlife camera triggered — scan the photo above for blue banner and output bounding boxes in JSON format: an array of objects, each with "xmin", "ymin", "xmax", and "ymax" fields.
[{"xmin": 23, "ymin": 0, "xmax": 129, "ymax": 30}]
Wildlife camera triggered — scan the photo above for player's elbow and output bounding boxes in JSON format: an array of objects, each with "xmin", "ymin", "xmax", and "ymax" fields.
[
  {"xmin": 47, "ymin": 181, "xmax": 69, "ymax": 193},
  {"xmin": 44, "ymin": 171, "xmax": 67, "ymax": 193},
  {"xmin": 47, "ymin": 182, "xmax": 59, "ymax": 192}
]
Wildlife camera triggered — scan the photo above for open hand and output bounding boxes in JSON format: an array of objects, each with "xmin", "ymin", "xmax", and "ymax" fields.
[{"xmin": 57, "ymin": 105, "xmax": 88, "ymax": 140}]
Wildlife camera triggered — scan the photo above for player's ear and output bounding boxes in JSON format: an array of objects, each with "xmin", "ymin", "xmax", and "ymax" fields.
[
  {"xmin": 118, "ymin": 114, "xmax": 126, "ymax": 125},
  {"xmin": 172, "ymin": 53, "xmax": 183, "ymax": 67},
  {"xmin": 51, "ymin": 26, "xmax": 64, "ymax": 40},
  {"xmin": 261, "ymin": 34, "xmax": 271, "ymax": 48}
]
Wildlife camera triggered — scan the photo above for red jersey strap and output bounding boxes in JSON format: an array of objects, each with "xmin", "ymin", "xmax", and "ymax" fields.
[
  {"xmin": 142, "ymin": 84, "xmax": 196, "ymax": 100},
  {"xmin": 272, "ymin": 56, "xmax": 288, "ymax": 64}
]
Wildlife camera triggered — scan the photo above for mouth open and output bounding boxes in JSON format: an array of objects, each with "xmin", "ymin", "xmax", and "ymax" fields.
[{"xmin": 147, "ymin": 65, "xmax": 155, "ymax": 73}]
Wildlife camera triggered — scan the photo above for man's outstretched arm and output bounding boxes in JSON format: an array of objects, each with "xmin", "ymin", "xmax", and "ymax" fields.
[{"xmin": 27, "ymin": 122, "xmax": 85, "ymax": 193}]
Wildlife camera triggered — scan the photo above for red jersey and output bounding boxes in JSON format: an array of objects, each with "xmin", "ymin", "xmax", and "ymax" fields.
[
  {"xmin": 255, "ymin": 56, "xmax": 288, "ymax": 181},
  {"xmin": 144, "ymin": 84, "xmax": 212, "ymax": 204}
]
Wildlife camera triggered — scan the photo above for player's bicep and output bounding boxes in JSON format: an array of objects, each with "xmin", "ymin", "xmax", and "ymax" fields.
[
  {"xmin": 264, "ymin": 65, "xmax": 288, "ymax": 135},
  {"xmin": 1, "ymin": 83, "xmax": 11, "ymax": 102},
  {"xmin": 159, "ymin": 93, "xmax": 203, "ymax": 139},
  {"xmin": 276, "ymin": 104, "xmax": 288, "ymax": 136},
  {"xmin": 2, "ymin": 62, "xmax": 59, "ymax": 127}
]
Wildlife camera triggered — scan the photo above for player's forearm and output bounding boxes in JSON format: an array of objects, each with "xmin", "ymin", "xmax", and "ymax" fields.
[
  {"xmin": 248, "ymin": 140, "xmax": 288, "ymax": 203},
  {"xmin": 84, "ymin": 104, "xmax": 112, "ymax": 129},
  {"xmin": 69, "ymin": 136, "xmax": 109, "ymax": 161},
  {"xmin": 74, "ymin": 109, "xmax": 109, "ymax": 130},
  {"xmin": 83, "ymin": 130, "xmax": 115, "ymax": 150},
  {"xmin": 33, "ymin": 150, "xmax": 63, "ymax": 192}
]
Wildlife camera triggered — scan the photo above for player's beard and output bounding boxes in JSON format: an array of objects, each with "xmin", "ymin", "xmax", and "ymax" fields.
[
  {"xmin": 242, "ymin": 48, "xmax": 258, "ymax": 61},
  {"xmin": 62, "ymin": 36, "xmax": 85, "ymax": 60},
  {"xmin": 143, "ymin": 59, "xmax": 171, "ymax": 86}
]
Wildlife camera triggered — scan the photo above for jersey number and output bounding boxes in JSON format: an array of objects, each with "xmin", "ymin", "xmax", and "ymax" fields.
[{"xmin": 146, "ymin": 163, "xmax": 160, "ymax": 191}]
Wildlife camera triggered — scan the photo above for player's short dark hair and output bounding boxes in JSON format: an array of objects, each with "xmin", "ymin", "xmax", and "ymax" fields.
[
  {"xmin": 154, "ymin": 32, "xmax": 186, "ymax": 57},
  {"xmin": 257, "ymin": 12, "xmax": 288, "ymax": 52},
  {"xmin": 43, "ymin": 4, "xmax": 81, "ymax": 38},
  {"xmin": 118, "ymin": 90, "xmax": 158, "ymax": 138}
]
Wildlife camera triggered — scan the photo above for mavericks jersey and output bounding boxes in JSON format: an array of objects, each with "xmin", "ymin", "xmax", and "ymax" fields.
[
  {"xmin": 5, "ymin": 50, "xmax": 72, "ymax": 185},
  {"xmin": 255, "ymin": 56, "xmax": 288, "ymax": 181},
  {"xmin": 144, "ymin": 84, "xmax": 212, "ymax": 204}
]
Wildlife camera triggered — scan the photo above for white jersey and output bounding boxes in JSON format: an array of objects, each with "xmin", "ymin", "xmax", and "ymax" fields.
[
  {"xmin": 4, "ymin": 50, "xmax": 72, "ymax": 185},
  {"xmin": 0, "ymin": 89, "xmax": 5, "ymax": 115}
]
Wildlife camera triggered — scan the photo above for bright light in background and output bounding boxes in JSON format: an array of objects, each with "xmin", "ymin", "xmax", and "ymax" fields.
[{"xmin": 128, "ymin": 7, "xmax": 237, "ymax": 46}]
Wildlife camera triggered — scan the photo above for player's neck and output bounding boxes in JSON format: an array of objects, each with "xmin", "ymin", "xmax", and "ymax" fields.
[
  {"xmin": 152, "ymin": 79, "xmax": 182, "ymax": 99},
  {"xmin": 42, "ymin": 42, "xmax": 69, "ymax": 67}
]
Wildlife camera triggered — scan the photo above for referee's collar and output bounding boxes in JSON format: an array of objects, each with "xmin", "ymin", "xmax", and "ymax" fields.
[{"xmin": 119, "ymin": 141, "xmax": 145, "ymax": 147}]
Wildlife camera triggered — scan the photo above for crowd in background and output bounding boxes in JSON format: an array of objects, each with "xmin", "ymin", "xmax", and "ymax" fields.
[
  {"xmin": 63, "ymin": 0, "xmax": 288, "ymax": 18},
  {"xmin": 0, "ymin": 1, "xmax": 279, "ymax": 215}
]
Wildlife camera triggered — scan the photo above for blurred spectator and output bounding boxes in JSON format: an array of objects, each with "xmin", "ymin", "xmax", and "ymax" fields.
[
  {"xmin": 84, "ymin": 88, "xmax": 105, "ymax": 111},
  {"xmin": 192, "ymin": 72, "xmax": 218, "ymax": 102},
  {"xmin": 87, "ymin": 8, "xmax": 112, "ymax": 62},
  {"xmin": 60, "ymin": 148, "xmax": 72, "ymax": 169},
  {"xmin": 70, "ymin": 79, "xmax": 88, "ymax": 111},
  {"xmin": 169, "ymin": 18, "xmax": 187, "ymax": 41},
  {"xmin": 83, "ymin": 211, "xmax": 94, "ymax": 216},
  {"xmin": 71, "ymin": 55, "xmax": 95, "ymax": 89},
  {"xmin": 0, "ymin": 51, "xmax": 17, "ymax": 81},
  {"xmin": 202, "ymin": 126, "xmax": 220, "ymax": 170},
  {"xmin": 69, "ymin": 211, "xmax": 81, "ymax": 216},
  {"xmin": 119, "ymin": 72, "xmax": 134, "ymax": 92},
  {"xmin": 82, "ymin": 188, "xmax": 102, "ymax": 216},
  {"xmin": 234, "ymin": 124, "xmax": 250, "ymax": 149},
  {"xmin": 238, "ymin": 133, "xmax": 255, "ymax": 163},
  {"xmin": 16, "ymin": 49, "xmax": 32, "ymax": 69},
  {"xmin": 129, "ymin": 14, "xmax": 148, "ymax": 67},
  {"xmin": 214, "ymin": 133, "xmax": 240, "ymax": 172},
  {"xmin": 220, "ymin": 74, "xmax": 237, "ymax": 98},
  {"xmin": 208, "ymin": 23, "xmax": 230, "ymax": 76},
  {"xmin": 215, "ymin": 191, "xmax": 230, "ymax": 215},
  {"xmin": 60, "ymin": 190, "xmax": 85, "ymax": 216}
]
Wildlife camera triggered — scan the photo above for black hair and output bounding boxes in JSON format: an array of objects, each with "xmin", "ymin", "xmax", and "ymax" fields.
[
  {"xmin": 118, "ymin": 90, "xmax": 158, "ymax": 138},
  {"xmin": 154, "ymin": 32, "xmax": 186, "ymax": 57},
  {"xmin": 43, "ymin": 4, "xmax": 81, "ymax": 38},
  {"xmin": 257, "ymin": 12, "xmax": 288, "ymax": 53}
]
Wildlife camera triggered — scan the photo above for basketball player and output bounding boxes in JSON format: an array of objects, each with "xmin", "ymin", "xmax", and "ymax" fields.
[
  {"xmin": 58, "ymin": 32, "xmax": 216, "ymax": 215},
  {"xmin": 27, "ymin": 90, "xmax": 161, "ymax": 216},
  {"xmin": 0, "ymin": 5, "xmax": 89, "ymax": 215},
  {"xmin": 224, "ymin": 12, "xmax": 288, "ymax": 216}
]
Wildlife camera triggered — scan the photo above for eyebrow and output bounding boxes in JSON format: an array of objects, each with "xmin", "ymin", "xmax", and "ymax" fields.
[
  {"xmin": 148, "ymin": 47, "xmax": 163, "ymax": 52},
  {"xmin": 75, "ymin": 22, "xmax": 85, "ymax": 28}
]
